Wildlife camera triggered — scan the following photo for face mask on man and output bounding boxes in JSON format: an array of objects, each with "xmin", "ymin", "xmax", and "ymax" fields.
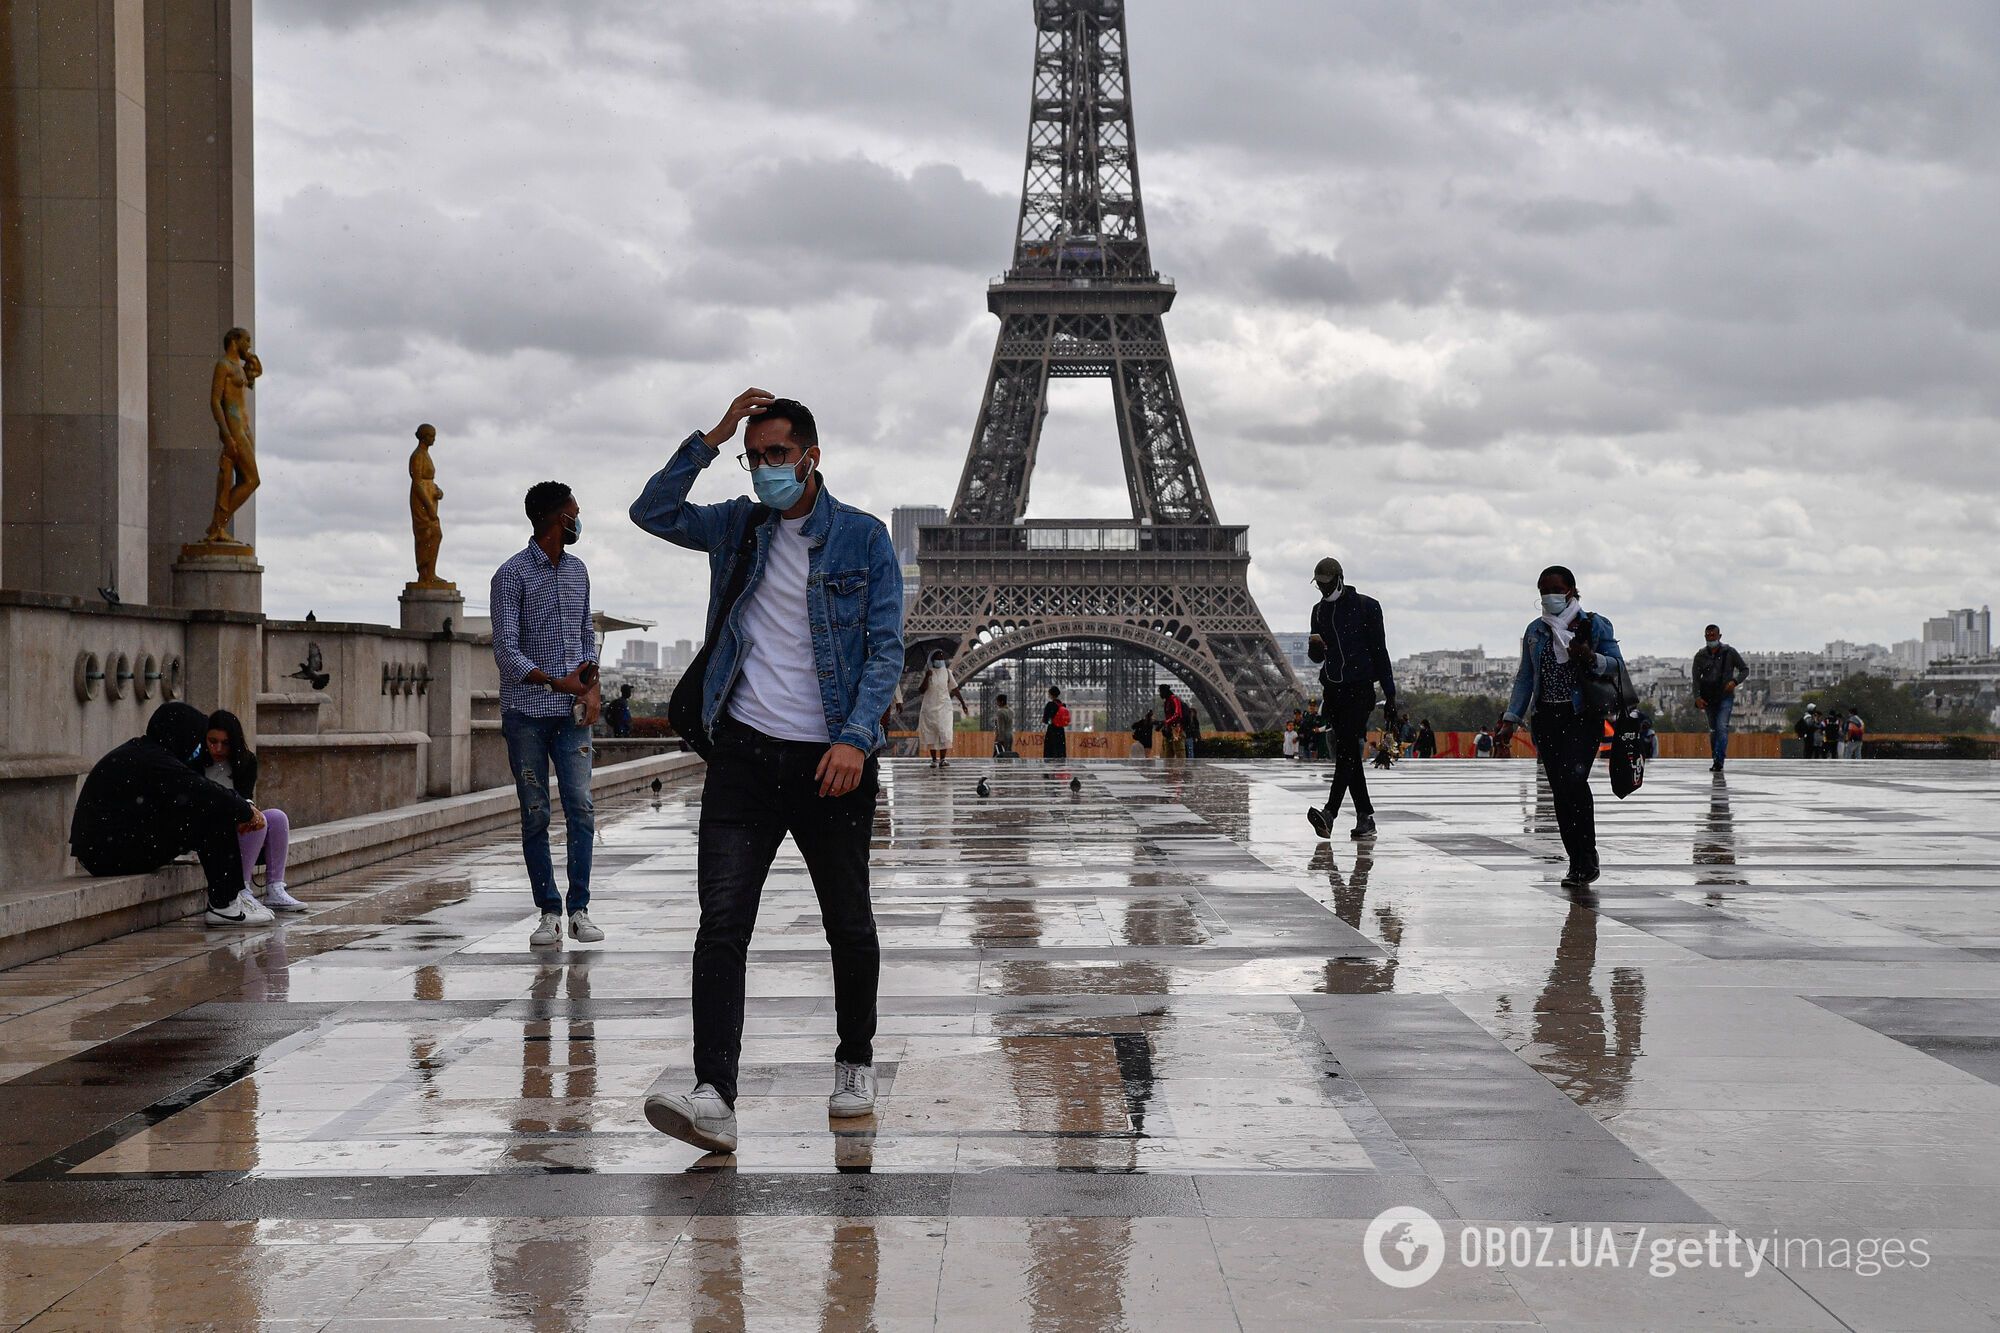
[
  {"xmin": 1317, "ymin": 577, "xmax": 1343, "ymax": 598},
  {"xmin": 753, "ymin": 457, "xmax": 813, "ymax": 510},
  {"xmin": 1540, "ymin": 592, "xmax": 1572, "ymax": 617},
  {"xmin": 561, "ymin": 513, "xmax": 582, "ymax": 546}
]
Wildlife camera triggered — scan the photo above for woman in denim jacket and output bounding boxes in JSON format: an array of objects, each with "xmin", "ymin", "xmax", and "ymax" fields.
[{"xmin": 1494, "ymin": 566, "xmax": 1625, "ymax": 888}]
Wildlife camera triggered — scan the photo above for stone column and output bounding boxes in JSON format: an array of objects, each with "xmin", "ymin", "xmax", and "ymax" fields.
[
  {"xmin": 0, "ymin": 0, "xmax": 152, "ymax": 600},
  {"xmin": 143, "ymin": 0, "xmax": 253, "ymax": 605},
  {"xmin": 425, "ymin": 632, "xmax": 472, "ymax": 797},
  {"xmin": 182, "ymin": 608, "xmax": 257, "ymax": 746}
]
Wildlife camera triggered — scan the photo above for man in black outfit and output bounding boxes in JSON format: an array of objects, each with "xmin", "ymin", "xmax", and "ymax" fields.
[
  {"xmin": 1305, "ymin": 557, "xmax": 1397, "ymax": 842},
  {"xmin": 70, "ymin": 701, "xmax": 265, "ymax": 927}
]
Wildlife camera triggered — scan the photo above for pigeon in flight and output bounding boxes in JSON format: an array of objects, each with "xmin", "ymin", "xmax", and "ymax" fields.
[{"xmin": 288, "ymin": 642, "xmax": 329, "ymax": 690}]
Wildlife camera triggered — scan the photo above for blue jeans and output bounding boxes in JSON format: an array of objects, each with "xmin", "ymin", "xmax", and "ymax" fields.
[
  {"xmin": 1706, "ymin": 694, "xmax": 1734, "ymax": 764},
  {"xmin": 501, "ymin": 711, "xmax": 595, "ymax": 914}
]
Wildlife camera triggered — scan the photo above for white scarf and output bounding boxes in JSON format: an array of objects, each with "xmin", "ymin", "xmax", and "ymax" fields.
[{"xmin": 1540, "ymin": 599, "xmax": 1584, "ymax": 663}]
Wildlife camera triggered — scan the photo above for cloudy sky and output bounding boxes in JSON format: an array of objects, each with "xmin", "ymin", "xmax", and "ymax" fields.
[{"xmin": 255, "ymin": 0, "xmax": 1999, "ymax": 664}]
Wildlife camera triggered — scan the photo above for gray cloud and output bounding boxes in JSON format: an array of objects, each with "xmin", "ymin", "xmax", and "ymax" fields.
[{"xmin": 252, "ymin": 0, "xmax": 2000, "ymax": 660}]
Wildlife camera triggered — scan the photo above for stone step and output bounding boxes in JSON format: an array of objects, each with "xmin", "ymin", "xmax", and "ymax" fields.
[{"xmin": 0, "ymin": 751, "xmax": 702, "ymax": 970}]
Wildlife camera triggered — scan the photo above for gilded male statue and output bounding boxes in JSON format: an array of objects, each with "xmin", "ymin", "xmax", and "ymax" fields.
[
  {"xmin": 201, "ymin": 327, "xmax": 263, "ymax": 545},
  {"xmin": 409, "ymin": 423, "xmax": 450, "ymax": 587}
]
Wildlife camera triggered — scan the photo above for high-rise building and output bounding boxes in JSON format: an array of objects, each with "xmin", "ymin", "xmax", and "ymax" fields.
[
  {"xmin": 619, "ymin": 639, "xmax": 660, "ymax": 670},
  {"xmin": 1924, "ymin": 608, "xmax": 1991, "ymax": 660},
  {"xmin": 891, "ymin": 506, "xmax": 946, "ymax": 572}
]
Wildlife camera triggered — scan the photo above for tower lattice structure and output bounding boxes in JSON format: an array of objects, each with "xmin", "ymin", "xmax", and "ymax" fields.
[{"xmin": 908, "ymin": 0, "xmax": 1301, "ymax": 731}]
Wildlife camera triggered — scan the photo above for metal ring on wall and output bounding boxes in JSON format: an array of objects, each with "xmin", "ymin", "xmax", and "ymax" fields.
[{"xmin": 74, "ymin": 652, "xmax": 103, "ymax": 703}]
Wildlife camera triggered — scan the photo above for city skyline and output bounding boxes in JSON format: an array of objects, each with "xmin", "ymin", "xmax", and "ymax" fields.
[{"xmin": 254, "ymin": 1, "xmax": 2000, "ymax": 662}]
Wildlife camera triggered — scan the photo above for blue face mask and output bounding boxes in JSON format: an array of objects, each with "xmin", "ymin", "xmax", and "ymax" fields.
[
  {"xmin": 561, "ymin": 513, "xmax": 582, "ymax": 546},
  {"xmin": 1540, "ymin": 593, "xmax": 1571, "ymax": 617},
  {"xmin": 752, "ymin": 458, "xmax": 811, "ymax": 510}
]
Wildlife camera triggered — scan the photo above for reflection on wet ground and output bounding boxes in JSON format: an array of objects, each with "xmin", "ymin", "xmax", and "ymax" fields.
[{"xmin": 4, "ymin": 759, "xmax": 2000, "ymax": 1327}]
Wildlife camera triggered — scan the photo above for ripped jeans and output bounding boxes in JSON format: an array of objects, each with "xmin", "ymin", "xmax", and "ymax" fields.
[{"xmin": 501, "ymin": 710, "xmax": 595, "ymax": 914}]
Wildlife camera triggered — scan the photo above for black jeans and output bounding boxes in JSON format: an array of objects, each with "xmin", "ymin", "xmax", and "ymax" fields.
[
  {"xmin": 79, "ymin": 815, "xmax": 245, "ymax": 910},
  {"xmin": 1320, "ymin": 683, "xmax": 1377, "ymax": 820},
  {"xmin": 1044, "ymin": 727, "xmax": 1066, "ymax": 759},
  {"xmin": 1533, "ymin": 705, "xmax": 1601, "ymax": 872},
  {"xmin": 694, "ymin": 714, "xmax": 880, "ymax": 1106}
]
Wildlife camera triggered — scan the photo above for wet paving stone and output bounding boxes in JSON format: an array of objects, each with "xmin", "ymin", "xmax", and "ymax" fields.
[{"xmin": 2, "ymin": 759, "xmax": 1999, "ymax": 1326}]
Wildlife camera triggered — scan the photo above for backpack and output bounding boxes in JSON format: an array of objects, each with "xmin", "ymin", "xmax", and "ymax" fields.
[
  {"xmin": 1053, "ymin": 704, "xmax": 1071, "ymax": 728},
  {"xmin": 1847, "ymin": 718, "xmax": 1864, "ymax": 740}
]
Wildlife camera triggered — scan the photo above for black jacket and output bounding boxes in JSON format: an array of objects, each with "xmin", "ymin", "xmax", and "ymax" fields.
[
  {"xmin": 71, "ymin": 703, "xmax": 255, "ymax": 866},
  {"xmin": 1691, "ymin": 643, "xmax": 1749, "ymax": 702},
  {"xmin": 1308, "ymin": 589, "xmax": 1396, "ymax": 707}
]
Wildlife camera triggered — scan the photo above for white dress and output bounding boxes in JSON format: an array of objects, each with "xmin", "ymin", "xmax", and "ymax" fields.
[{"xmin": 917, "ymin": 665, "xmax": 955, "ymax": 750}]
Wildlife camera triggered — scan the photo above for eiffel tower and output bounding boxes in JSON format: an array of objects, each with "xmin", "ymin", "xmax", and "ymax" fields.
[{"xmin": 908, "ymin": 0, "xmax": 1301, "ymax": 731}]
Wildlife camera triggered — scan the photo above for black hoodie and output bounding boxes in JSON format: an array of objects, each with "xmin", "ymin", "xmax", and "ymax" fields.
[{"xmin": 70, "ymin": 702, "xmax": 255, "ymax": 868}]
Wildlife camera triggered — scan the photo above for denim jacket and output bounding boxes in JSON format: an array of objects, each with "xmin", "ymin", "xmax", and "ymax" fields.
[
  {"xmin": 629, "ymin": 431, "xmax": 905, "ymax": 753},
  {"xmin": 1503, "ymin": 612, "xmax": 1625, "ymax": 724}
]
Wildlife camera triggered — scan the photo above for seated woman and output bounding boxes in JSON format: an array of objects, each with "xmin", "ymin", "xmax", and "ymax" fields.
[
  {"xmin": 71, "ymin": 701, "xmax": 268, "ymax": 927},
  {"xmin": 203, "ymin": 710, "xmax": 305, "ymax": 912}
]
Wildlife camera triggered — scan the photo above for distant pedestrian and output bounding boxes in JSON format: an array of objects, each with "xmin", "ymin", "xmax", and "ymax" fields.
[
  {"xmin": 1415, "ymin": 719, "xmax": 1437, "ymax": 758},
  {"xmin": 1130, "ymin": 709, "xmax": 1155, "ymax": 757},
  {"xmin": 491, "ymin": 479, "xmax": 602, "ymax": 949},
  {"xmin": 1304, "ymin": 557, "xmax": 1397, "ymax": 843},
  {"xmin": 994, "ymin": 691, "xmax": 1018, "ymax": 758},
  {"xmin": 916, "ymin": 650, "xmax": 967, "ymax": 768},
  {"xmin": 1842, "ymin": 707, "xmax": 1866, "ymax": 759},
  {"xmin": 1158, "ymin": 684, "xmax": 1189, "ymax": 758},
  {"xmin": 1494, "ymin": 565, "xmax": 1627, "ymax": 889},
  {"xmin": 1692, "ymin": 624, "xmax": 1749, "ymax": 772},
  {"xmin": 1182, "ymin": 700, "xmax": 1202, "ymax": 757},
  {"xmin": 606, "ymin": 683, "xmax": 636, "ymax": 738},
  {"xmin": 1795, "ymin": 704, "xmax": 1820, "ymax": 759},
  {"xmin": 1043, "ymin": 685, "xmax": 1069, "ymax": 760},
  {"xmin": 1818, "ymin": 707, "xmax": 1843, "ymax": 759},
  {"xmin": 1475, "ymin": 727, "xmax": 1493, "ymax": 757},
  {"xmin": 1283, "ymin": 721, "xmax": 1299, "ymax": 759}
]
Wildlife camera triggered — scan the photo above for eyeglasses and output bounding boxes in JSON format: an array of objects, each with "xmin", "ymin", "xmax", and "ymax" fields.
[{"xmin": 738, "ymin": 444, "xmax": 805, "ymax": 471}]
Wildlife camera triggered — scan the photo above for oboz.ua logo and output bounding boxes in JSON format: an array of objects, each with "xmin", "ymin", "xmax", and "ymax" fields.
[{"xmin": 1364, "ymin": 1207, "xmax": 1447, "ymax": 1288}]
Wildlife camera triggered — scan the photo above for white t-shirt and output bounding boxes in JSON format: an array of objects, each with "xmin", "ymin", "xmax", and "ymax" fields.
[{"xmin": 727, "ymin": 514, "xmax": 832, "ymax": 743}]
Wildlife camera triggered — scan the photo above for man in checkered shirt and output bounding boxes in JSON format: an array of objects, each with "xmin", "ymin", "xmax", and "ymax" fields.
[{"xmin": 491, "ymin": 480, "xmax": 603, "ymax": 949}]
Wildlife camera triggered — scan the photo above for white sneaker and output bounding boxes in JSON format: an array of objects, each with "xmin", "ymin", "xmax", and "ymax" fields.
[
  {"xmin": 261, "ymin": 882, "xmax": 308, "ymax": 913},
  {"xmin": 204, "ymin": 901, "xmax": 255, "ymax": 927},
  {"xmin": 644, "ymin": 1079, "xmax": 737, "ymax": 1153},
  {"xmin": 235, "ymin": 890, "xmax": 276, "ymax": 923},
  {"xmin": 568, "ymin": 910, "xmax": 604, "ymax": 943},
  {"xmin": 529, "ymin": 911, "xmax": 564, "ymax": 947},
  {"xmin": 828, "ymin": 1062, "xmax": 877, "ymax": 1118}
]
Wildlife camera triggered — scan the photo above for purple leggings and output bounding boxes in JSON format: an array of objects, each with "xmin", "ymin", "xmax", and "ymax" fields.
[{"xmin": 240, "ymin": 807, "xmax": 291, "ymax": 884}]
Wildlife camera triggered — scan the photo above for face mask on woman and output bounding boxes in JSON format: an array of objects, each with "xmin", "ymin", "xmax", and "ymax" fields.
[{"xmin": 1540, "ymin": 592, "xmax": 1572, "ymax": 618}]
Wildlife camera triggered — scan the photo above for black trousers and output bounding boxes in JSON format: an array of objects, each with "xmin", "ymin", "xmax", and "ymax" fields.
[
  {"xmin": 79, "ymin": 816, "xmax": 245, "ymax": 910},
  {"xmin": 1533, "ymin": 705, "xmax": 1601, "ymax": 871},
  {"xmin": 1320, "ymin": 683, "xmax": 1377, "ymax": 819},
  {"xmin": 1044, "ymin": 727, "xmax": 1066, "ymax": 759},
  {"xmin": 693, "ymin": 714, "xmax": 880, "ymax": 1106}
]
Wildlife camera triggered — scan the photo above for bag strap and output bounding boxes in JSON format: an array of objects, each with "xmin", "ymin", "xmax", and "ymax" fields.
[{"xmin": 706, "ymin": 505, "xmax": 773, "ymax": 641}]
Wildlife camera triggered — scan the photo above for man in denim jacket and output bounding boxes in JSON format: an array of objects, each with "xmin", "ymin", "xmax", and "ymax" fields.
[
  {"xmin": 631, "ymin": 389, "xmax": 904, "ymax": 1154},
  {"xmin": 1495, "ymin": 565, "xmax": 1625, "ymax": 889}
]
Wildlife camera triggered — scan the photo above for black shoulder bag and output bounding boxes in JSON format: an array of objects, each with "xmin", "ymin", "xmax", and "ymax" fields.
[
  {"xmin": 1576, "ymin": 613, "xmax": 1640, "ymax": 717},
  {"xmin": 667, "ymin": 508, "xmax": 771, "ymax": 758}
]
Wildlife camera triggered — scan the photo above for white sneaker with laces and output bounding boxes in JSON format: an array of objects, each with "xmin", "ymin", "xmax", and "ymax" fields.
[
  {"xmin": 529, "ymin": 911, "xmax": 564, "ymax": 947},
  {"xmin": 644, "ymin": 1078, "xmax": 737, "ymax": 1153},
  {"xmin": 204, "ymin": 901, "xmax": 254, "ymax": 927},
  {"xmin": 828, "ymin": 1062, "xmax": 877, "ymax": 1118},
  {"xmin": 568, "ymin": 910, "xmax": 604, "ymax": 943},
  {"xmin": 261, "ymin": 881, "xmax": 307, "ymax": 913},
  {"xmin": 235, "ymin": 889, "xmax": 276, "ymax": 923}
]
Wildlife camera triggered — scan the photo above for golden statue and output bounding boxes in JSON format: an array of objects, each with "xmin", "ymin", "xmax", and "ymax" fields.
[
  {"xmin": 199, "ymin": 326, "xmax": 262, "ymax": 547},
  {"xmin": 409, "ymin": 423, "xmax": 452, "ymax": 588}
]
